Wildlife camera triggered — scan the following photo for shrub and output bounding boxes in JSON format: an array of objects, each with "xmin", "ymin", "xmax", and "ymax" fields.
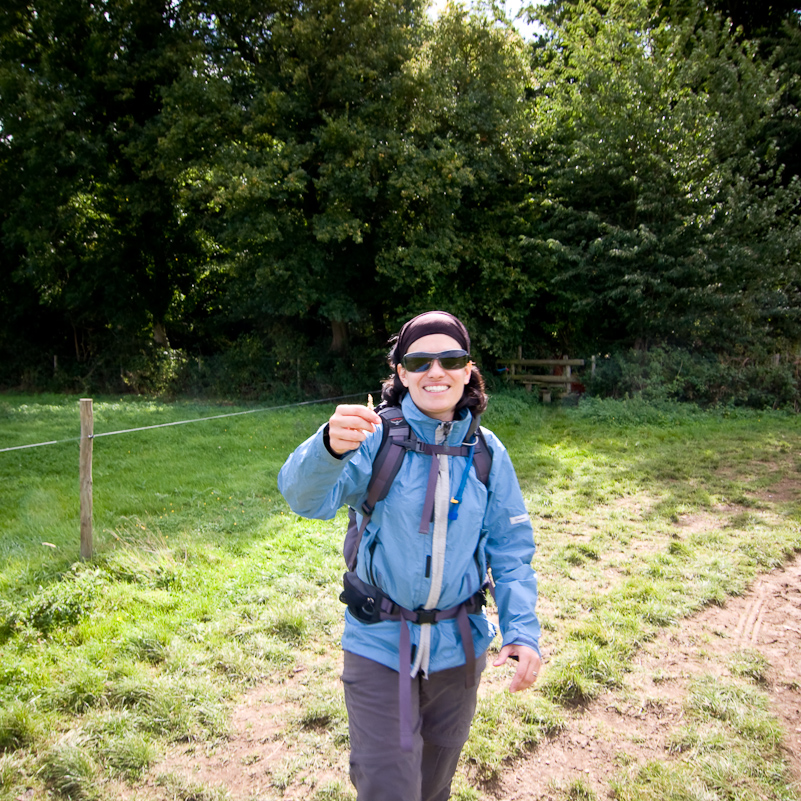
[{"xmin": 587, "ymin": 346, "xmax": 800, "ymax": 410}]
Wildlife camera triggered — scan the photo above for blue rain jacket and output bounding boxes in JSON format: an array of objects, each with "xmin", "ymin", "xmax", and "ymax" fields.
[{"xmin": 278, "ymin": 393, "xmax": 541, "ymax": 673}]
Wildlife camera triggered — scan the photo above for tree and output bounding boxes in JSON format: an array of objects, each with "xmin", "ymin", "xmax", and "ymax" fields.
[
  {"xmin": 659, "ymin": 1, "xmax": 801, "ymax": 188},
  {"xmin": 374, "ymin": 3, "xmax": 539, "ymax": 356},
  {"xmin": 523, "ymin": 0, "xmax": 801, "ymax": 353},
  {"xmin": 177, "ymin": 0, "xmax": 430, "ymax": 356},
  {"xmin": 181, "ymin": 0, "xmax": 539, "ymax": 360},
  {"xmin": 0, "ymin": 0, "xmax": 207, "ymax": 378}
]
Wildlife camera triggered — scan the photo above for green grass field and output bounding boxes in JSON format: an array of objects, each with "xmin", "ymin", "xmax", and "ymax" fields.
[{"xmin": 1, "ymin": 392, "xmax": 799, "ymax": 801}]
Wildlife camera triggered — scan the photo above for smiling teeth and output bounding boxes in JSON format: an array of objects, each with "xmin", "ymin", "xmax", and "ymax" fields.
[{"xmin": 424, "ymin": 386, "xmax": 448, "ymax": 393}]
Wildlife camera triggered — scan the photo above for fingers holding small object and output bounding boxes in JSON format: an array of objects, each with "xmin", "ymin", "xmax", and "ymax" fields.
[{"xmin": 328, "ymin": 403, "xmax": 381, "ymax": 455}]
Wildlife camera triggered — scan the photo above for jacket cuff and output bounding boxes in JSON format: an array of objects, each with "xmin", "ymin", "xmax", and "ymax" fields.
[
  {"xmin": 322, "ymin": 423, "xmax": 348, "ymax": 460},
  {"xmin": 323, "ymin": 423, "xmax": 358, "ymax": 462},
  {"xmin": 503, "ymin": 635, "xmax": 541, "ymax": 658}
]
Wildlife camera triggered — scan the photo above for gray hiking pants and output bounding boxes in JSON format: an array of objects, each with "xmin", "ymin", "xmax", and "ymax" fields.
[{"xmin": 342, "ymin": 650, "xmax": 486, "ymax": 801}]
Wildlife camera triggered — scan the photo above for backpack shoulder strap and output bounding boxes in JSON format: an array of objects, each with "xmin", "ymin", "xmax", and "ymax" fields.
[
  {"xmin": 343, "ymin": 405, "xmax": 412, "ymax": 572},
  {"xmin": 472, "ymin": 427, "xmax": 492, "ymax": 487},
  {"xmin": 344, "ymin": 409, "xmax": 493, "ymax": 570},
  {"xmin": 362, "ymin": 405, "xmax": 413, "ymax": 516},
  {"xmin": 366, "ymin": 409, "xmax": 492, "ymax": 507}
]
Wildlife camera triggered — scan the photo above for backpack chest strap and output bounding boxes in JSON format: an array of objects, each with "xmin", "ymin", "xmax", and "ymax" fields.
[
  {"xmin": 410, "ymin": 440, "xmax": 472, "ymax": 534},
  {"xmin": 402, "ymin": 440, "xmax": 473, "ymax": 457}
]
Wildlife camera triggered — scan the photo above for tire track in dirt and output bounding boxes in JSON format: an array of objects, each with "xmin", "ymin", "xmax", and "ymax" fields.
[
  {"xmin": 494, "ymin": 555, "xmax": 801, "ymax": 800},
  {"xmin": 734, "ymin": 584, "xmax": 767, "ymax": 647}
]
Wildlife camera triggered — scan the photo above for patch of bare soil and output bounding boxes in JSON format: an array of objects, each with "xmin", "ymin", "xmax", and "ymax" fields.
[
  {"xmin": 496, "ymin": 556, "xmax": 801, "ymax": 800},
  {"xmin": 139, "ymin": 660, "xmax": 349, "ymax": 801},
  {"xmin": 763, "ymin": 475, "xmax": 801, "ymax": 505},
  {"xmin": 138, "ymin": 555, "xmax": 801, "ymax": 801},
  {"xmin": 154, "ymin": 689, "xmax": 301, "ymax": 797}
]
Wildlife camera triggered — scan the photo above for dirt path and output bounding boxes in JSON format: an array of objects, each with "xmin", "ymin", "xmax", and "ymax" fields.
[
  {"xmin": 143, "ymin": 554, "xmax": 801, "ymax": 801},
  {"xmin": 497, "ymin": 555, "xmax": 801, "ymax": 799}
]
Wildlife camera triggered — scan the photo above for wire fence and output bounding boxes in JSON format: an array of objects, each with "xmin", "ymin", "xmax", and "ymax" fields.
[
  {"xmin": 3, "ymin": 390, "xmax": 381, "ymax": 560},
  {"xmin": 0, "ymin": 392, "xmax": 375, "ymax": 454}
]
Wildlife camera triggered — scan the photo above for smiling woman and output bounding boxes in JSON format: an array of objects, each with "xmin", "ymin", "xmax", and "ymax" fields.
[
  {"xmin": 278, "ymin": 310, "xmax": 542, "ymax": 801},
  {"xmin": 397, "ymin": 334, "xmax": 472, "ymax": 421}
]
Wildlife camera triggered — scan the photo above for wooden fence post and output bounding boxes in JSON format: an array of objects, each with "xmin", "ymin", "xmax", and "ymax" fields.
[{"xmin": 80, "ymin": 398, "xmax": 93, "ymax": 560}]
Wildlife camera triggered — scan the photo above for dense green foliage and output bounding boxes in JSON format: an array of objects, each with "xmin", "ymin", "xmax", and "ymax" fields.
[
  {"xmin": 1, "ymin": 0, "xmax": 800, "ymax": 404},
  {"xmin": 527, "ymin": 1, "xmax": 801, "ymax": 352}
]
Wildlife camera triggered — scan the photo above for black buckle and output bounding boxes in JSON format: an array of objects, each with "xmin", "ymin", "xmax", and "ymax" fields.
[
  {"xmin": 471, "ymin": 588, "xmax": 487, "ymax": 612},
  {"xmin": 415, "ymin": 609, "xmax": 437, "ymax": 625}
]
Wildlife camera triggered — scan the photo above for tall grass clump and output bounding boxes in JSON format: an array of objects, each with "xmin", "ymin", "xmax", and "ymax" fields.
[
  {"xmin": 101, "ymin": 732, "xmax": 157, "ymax": 780},
  {"xmin": 539, "ymin": 640, "xmax": 625, "ymax": 705},
  {"xmin": 38, "ymin": 737, "xmax": 101, "ymax": 801},
  {"xmin": 727, "ymin": 650, "xmax": 771, "ymax": 684},
  {"xmin": 464, "ymin": 692, "xmax": 564, "ymax": 780},
  {"xmin": 0, "ymin": 702, "xmax": 44, "ymax": 752},
  {"xmin": 560, "ymin": 779, "xmax": 597, "ymax": 801}
]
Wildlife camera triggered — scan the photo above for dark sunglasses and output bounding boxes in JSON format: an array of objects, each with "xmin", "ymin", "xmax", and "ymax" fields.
[{"xmin": 401, "ymin": 350, "xmax": 471, "ymax": 373}]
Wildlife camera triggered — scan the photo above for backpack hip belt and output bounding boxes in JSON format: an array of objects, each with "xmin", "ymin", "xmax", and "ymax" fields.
[{"xmin": 340, "ymin": 570, "xmax": 487, "ymax": 752}]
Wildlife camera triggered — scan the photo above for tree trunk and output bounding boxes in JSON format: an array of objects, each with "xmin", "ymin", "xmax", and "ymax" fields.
[
  {"xmin": 153, "ymin": 320, "xmax": 170, "ymax": 347},
  {"xmin": 330, "ymin": 319, "xmax": 349, "ymax": 353}
]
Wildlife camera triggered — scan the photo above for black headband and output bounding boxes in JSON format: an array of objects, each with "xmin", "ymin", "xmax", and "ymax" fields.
[{"xmin": 393, "ymin": 311, "xmax": 471, "ymax": 368}]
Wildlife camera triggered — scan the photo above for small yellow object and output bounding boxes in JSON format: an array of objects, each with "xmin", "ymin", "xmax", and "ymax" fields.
[{"xmin": 367, "ymin": 393, "xmax": 374, "ymax": 411}]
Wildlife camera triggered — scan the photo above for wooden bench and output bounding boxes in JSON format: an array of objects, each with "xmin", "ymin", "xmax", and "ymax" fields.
[{"xmin": 497, "ymin": 352, "xmax": 588, "ymax": 402}]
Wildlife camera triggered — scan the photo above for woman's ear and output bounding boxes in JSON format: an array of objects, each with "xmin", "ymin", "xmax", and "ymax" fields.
[{"xmin": 398, "ymin": 366, "xmax": 409, "ymax": 388}]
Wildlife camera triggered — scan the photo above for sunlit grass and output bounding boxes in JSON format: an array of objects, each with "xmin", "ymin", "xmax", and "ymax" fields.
[
  {"xmin": 1, "ymin": 392, "xmax": 800, "ymax": 798},
  {"xmin": 464, "ymin": 692, "xmax": 564, "ymax": 780}
]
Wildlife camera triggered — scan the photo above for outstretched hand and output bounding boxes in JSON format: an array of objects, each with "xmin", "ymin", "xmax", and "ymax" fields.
[
  {"xmin": 328, "ymin": 404, "xmax": 381, "ymax": 455},
  {"xmin": 493, "ymin": 644, "xmax": 542, "ymax": 693}
]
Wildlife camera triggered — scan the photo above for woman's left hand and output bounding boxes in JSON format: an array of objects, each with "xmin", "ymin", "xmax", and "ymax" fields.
[{"xmin": 493, "ymin": 644, "xmax": 542, "ymax": 693}]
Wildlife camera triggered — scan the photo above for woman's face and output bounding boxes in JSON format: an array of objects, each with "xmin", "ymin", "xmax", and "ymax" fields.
[{"xmin": 397, "ymin": 333, "xmax": 472, "ymax": 422}]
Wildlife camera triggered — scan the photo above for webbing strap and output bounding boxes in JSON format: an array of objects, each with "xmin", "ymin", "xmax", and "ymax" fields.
[
  {"xmin": 419, "ymin": 453, "xmax": 440, "ymax": 534},
  {"xmin": 399, "ymin": 620, "xmax": 413, "ymax": 752},
  {"xmin": 409, "ymin": 442, "xmax": 472, "ymax": 457},
  {"xmin": 414, "ymin": 441, "xmax": 471, "ymax": 534},
  {"xmin": 340, "ymin": 574, "xmax": 484, "ymax": 752},
  {"xmin": 363, "ymin": 441, "xmax": 405, "ymax": 516},
  {"xmin": 392, "ymin": 600, "xmax": 478, "ymax": 752},
  {"xmin": 354, "ymin": 412, "xmax": 489, "ymax": 555},
  {"xmin": 456, "ymin": 604, "xmax": 476, "ymax": 689}
]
